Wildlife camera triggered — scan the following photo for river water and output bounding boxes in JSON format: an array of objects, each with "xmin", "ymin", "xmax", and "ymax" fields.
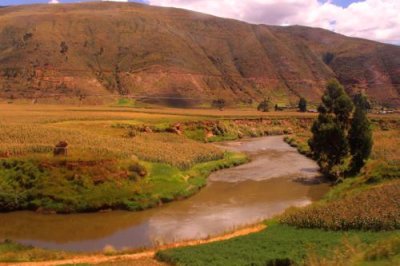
[{"xmin": 0, "ymin": 136, "xmax": 329, "ymax": 252}]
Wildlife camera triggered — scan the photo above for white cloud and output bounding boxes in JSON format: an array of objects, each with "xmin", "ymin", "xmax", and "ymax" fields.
[
  {"xmin": 48, "ymin": 0, "xmax": 59, "ymax": 4},
  {"xmin": 102, "ymin": 0, "xmax": 129, "ymax": 2},
  {"xmin": 148, "ymin": 0, "xmax": 400, "ymax": 44}
]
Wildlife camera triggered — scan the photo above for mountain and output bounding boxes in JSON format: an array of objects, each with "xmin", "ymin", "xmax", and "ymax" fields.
[{"xmin": 0, "ymin": 2, "xmax": 399, "ymax": 107}]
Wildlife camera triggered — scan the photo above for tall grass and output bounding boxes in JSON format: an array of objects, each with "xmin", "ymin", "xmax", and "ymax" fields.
[
  {"xmin": 0, "ymin": 124, "xmax": 223, "ymax": 169},
  {"xmin": 281, "ymin": 181, "xmax": 400, "ymax": 231}
]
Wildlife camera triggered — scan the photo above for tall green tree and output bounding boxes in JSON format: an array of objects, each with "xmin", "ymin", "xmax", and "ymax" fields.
[
  {"xmin": 348, "ymin": 94, "xmax": 373, "ymax": 174},
  {"xmin": 309, "ymin": 80, "xmax": 353, "ymax": 179},
  {"xmin": 298, "ymin": 97, "xmax": 307, "ymax": 112},
  {"xmin": 309, "ymin": 113, "xmax": 349, "ymax": 178},
  {"xmin": 321, "ymin": 80, "xmax": 354, "ymax": 129},
  {"xmin": 353, "ymin": 92, "xmax": 372, "ymax": 111}
]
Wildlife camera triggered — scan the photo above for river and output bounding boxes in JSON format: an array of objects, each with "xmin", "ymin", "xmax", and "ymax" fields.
[{"xmin": 0, "ymin": 136, "xmax": 329, "ymax": 252}]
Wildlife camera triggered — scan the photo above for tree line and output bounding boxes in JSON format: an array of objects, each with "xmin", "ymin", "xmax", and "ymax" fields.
[{"xmin": 212, "ymin": 97, "xmax": 309, "ymax": 112}]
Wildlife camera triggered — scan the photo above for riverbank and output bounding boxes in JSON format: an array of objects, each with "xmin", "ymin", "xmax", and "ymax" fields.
[
  {"xmin": 0, "ymin": 104, "xmax": 313, "ymax": 214},
  {"xmin": 156, "ymin": 115, "xmax": 400, "ymax": 265},
  {"xmin": 0, "ymin": 224, "xmax": 267, "ymax": 266},
  {"xmin": 0, "ymin": 135, "xmax": 328, "ymax": 252}
]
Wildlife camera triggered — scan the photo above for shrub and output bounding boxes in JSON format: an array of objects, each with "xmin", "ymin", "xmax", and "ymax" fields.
[
  {"xmin": 257, "ymin": 99, "xmax": 270, "ymax": 112},
  {"xmin": 211, "ymin": 99, "xmax": 226, "ymax": 110},
  {"xmin": 128, "ymin": 163, "xmax": 147, "ymax": 181},
  {"xmin": 323, "ymin": 52, "xmax": 335, "ymax": 65},
  {"xmin": 60, "ymin": 41, "xmax": 68, "ymax": 54},
  {"xmin": 298, "ymin": 97, "xmax": 307, "ymax": 112}
]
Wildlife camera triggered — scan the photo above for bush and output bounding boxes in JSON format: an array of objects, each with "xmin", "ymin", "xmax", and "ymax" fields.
[
  {"xmin": 212, "ymin": 99, "xmax": 226, "ymax": 110},
  {"xmin": 323, "ymin": 52, "xmax": 335, "ymax": 65},
  {"xmin": 128, "ymin": 163, "xmax": 147, "ymax": 181},
  {"xmin": 257, "ymin": 99, "xmax": 270, "ymax": 112},
  {"xmin": 298, "ymin": 97, "xmax": 307, "ymax": 112}
]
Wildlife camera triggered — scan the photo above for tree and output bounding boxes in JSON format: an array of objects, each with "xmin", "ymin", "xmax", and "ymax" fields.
[
  {"xmin": 322, "ymin": 80, "xmax": 354, "ymax": 129},
  {"xmin": 353, "ymin": 92, "xmax": 372, "ymax": 111},
  {"xmin": 309, "ymin": 80, "xmax": 353, "ymax": 179},
  {"xmin": 348, "ymin": 97, "xmax": 373, "ymax": 174},
  {"xmin": 298, "ymin": 97, "xmax": 307, "ymax": 112},
  {"xmin": 310, "ymin": 81, "xmax": 373, "ymax": 179},
  {"xmin": 212, "ymin": 99, "xmax": 226, "ymax": 111},
  {"xmin": 309, "ymin": 113, "xmax": 349, "ymax": 178},
  {"xmin": 322, "ymin": 52, "xmax": 335, "ymax": 65},
  {"xmin": 257, "ymin": 98, "xmax": 269, "ymax": 112}
]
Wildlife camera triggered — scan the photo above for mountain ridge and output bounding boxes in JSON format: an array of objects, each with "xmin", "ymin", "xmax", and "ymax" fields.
[{"xmin": 0, "ymin": 2, "xmax": 399, "ymax": 106}]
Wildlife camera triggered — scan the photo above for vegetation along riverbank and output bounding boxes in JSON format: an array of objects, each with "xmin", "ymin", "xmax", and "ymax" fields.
[
  {"xmin": 156, "ymin": 82, "xmax": 400, "ymax": 266},
  {"xmin": 0, "ymin": 104, "xmax": 313, "ymax": 213}
]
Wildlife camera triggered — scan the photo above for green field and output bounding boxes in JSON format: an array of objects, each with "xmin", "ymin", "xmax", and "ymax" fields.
[{"xmin": 156, "ymin": 222, "xmax": 400, "ymax": 266}]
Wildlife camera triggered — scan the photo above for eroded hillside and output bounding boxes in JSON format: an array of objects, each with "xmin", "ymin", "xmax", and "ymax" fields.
[{"xmin": 0, "ymin": 2, "xmax": 399, "ymax": 106}]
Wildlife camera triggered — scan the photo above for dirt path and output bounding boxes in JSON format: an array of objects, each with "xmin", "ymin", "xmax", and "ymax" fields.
[{"xmin": 2, "ymin": 224, "xmax": 266, "ymax": 266}]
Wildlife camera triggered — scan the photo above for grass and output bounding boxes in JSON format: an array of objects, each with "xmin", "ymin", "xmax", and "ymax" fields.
[
  {"xmin": 0, "ymin": 239, "xmax": 70, "ymax": 262},
  {"xmin": 0, "ymin": 152, "xmax": 246, "ymax": 213},
  {"xmin": 305, "ymin": 235, "xmax": 400, "ymax": 266},
  {"xmin": 156, "ymin": 222, "xmax": 399, "ymax": 266}
]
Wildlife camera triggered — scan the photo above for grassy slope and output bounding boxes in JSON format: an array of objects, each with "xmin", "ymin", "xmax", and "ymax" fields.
[{"xmin": 0, "ymin": 3, "xmax": 399, "ymax": 106}]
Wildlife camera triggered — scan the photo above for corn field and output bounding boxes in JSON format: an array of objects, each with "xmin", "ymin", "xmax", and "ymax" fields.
[{"xmin": 281, "ymin": 181, "xmax": 400, "ymax": 231}]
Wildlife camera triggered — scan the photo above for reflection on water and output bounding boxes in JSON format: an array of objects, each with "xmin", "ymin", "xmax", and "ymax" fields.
[{"xmin": 0, "ymin": 136, "xmax": 329, "ymax": 251}]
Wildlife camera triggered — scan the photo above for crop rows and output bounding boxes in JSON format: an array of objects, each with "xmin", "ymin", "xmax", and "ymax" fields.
[
  {"xmin": 281, "ymin": 181, "xmax": 400, "ymax": 231},
  {"xmin": 0, "ymin": 123, "xmax": 223, "ymax": 169}
]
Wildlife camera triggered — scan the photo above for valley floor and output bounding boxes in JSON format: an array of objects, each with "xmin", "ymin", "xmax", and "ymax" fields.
[{"xmin": 0, "ymin": 104, "xmax": 399, "ymax": 265}]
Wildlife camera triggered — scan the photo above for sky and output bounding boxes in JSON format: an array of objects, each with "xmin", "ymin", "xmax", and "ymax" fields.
[{"xmin": 0, "ymin": 0, "xmax": 399, "ymax": 45}]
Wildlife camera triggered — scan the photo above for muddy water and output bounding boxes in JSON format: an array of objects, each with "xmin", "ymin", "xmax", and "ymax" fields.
[{"xmin": 0, "ymin": 136, "xmax": 329, "ymax": 252}]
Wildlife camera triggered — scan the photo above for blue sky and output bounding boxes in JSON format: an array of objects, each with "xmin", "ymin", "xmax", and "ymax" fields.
[{"xmin": 329, "ymin": 0, "xmax": 358, "ymax": 8}]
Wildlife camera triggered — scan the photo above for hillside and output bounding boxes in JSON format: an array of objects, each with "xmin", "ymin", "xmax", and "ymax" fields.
[{"xmin": 0, "ymin": 2, "xmax": 399, "ymax": 106}]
